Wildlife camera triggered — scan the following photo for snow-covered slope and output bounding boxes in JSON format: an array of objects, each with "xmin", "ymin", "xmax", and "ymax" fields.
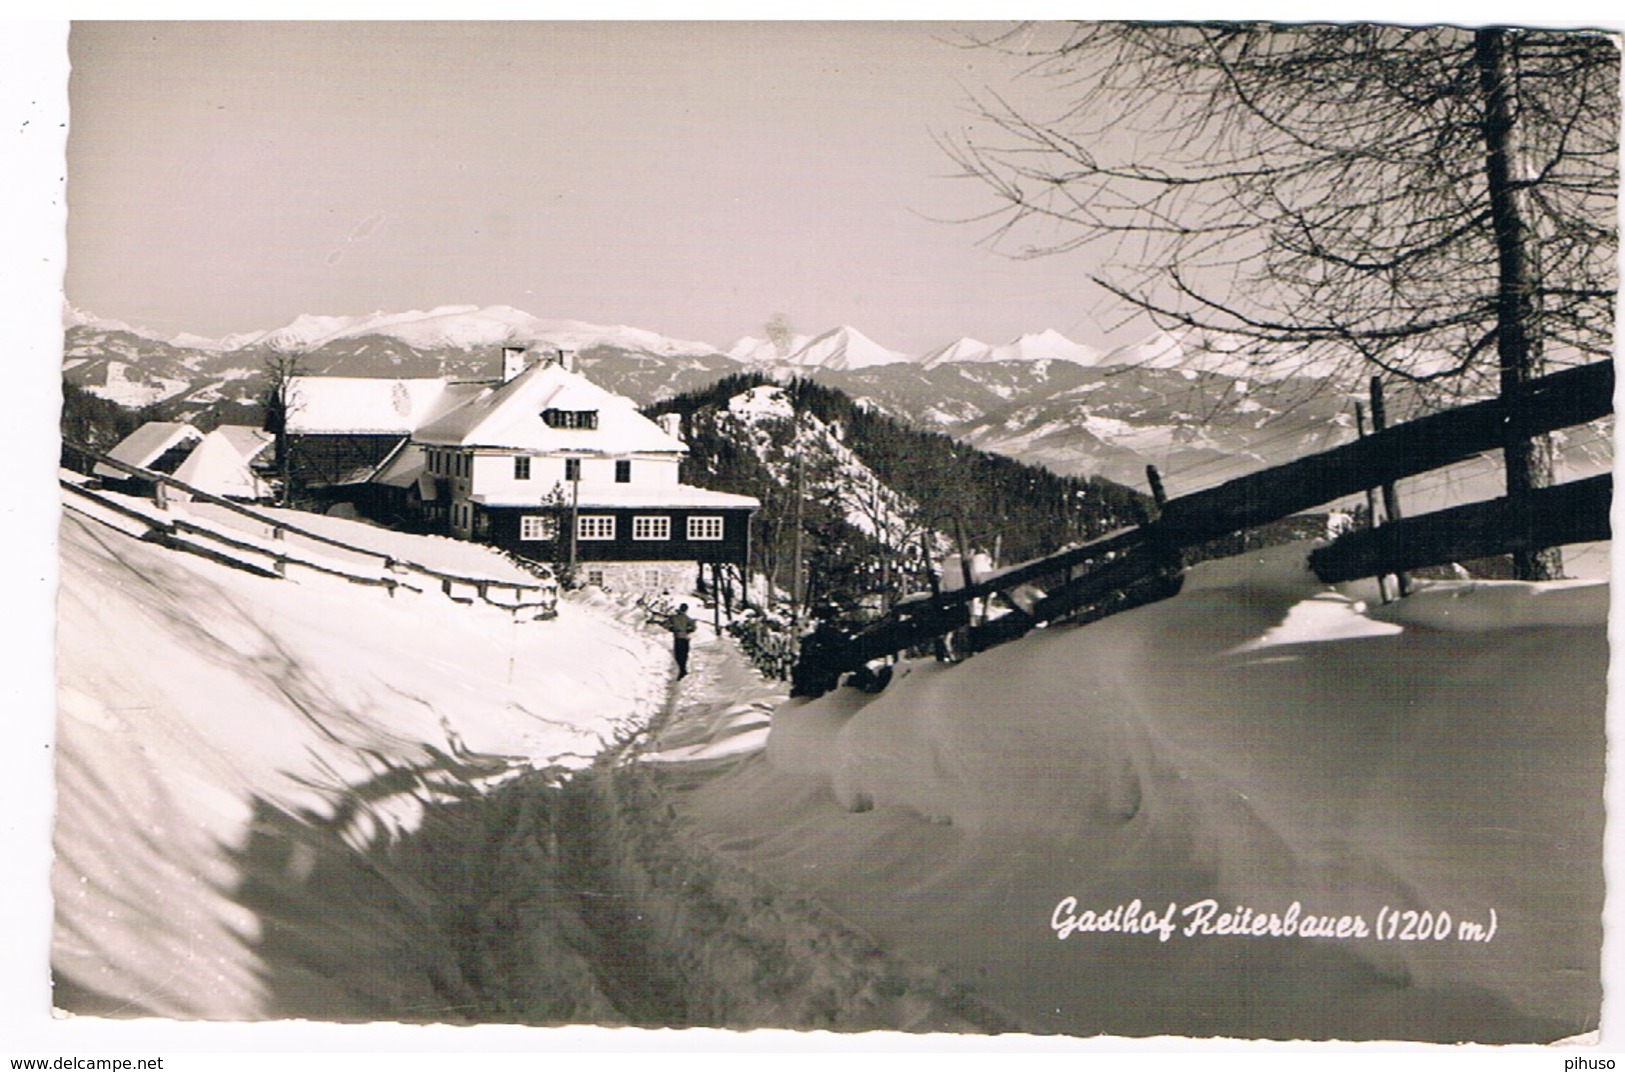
[
  {"xmin": 53, "ymin": 507, "xmax": 671, "ymax": 1018},
  {"xmin": 721, "ymin": 383, "xmax": 925, "ymax": 544},
  {"xmin": 677, "ymin": 543, "xmax": 1608, "ymax": 1042}
]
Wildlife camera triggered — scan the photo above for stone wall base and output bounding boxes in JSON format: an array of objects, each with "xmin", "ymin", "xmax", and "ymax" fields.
[{"xmin": 577, "ymin": 560, "xmax": 701, "ymax": 596}]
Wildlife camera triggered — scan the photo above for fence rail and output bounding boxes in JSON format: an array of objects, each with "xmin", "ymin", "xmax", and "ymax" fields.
[
  {"xmin": 792, "ymin": 361, "xmax": 1613, "ymax": 696},
  {"xmin": 1308, "ymin": 473, "xmax": 1612, "ymax": 582},
  {"xmin": 61, "ymin": 440, "xmax": 557, "ymax": 617}
]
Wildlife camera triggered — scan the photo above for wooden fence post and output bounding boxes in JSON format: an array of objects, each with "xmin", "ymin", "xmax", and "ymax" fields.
[
  {"xmin": 712, "ymin": 562, "xmax": 723, "ymax": 632},
  {"xmin": 1146, "ymin": 464, "xmax": 1168, "ymax": 511},
  {"xmin": 1354, "ymin": 401, "xmax": 1392, "ymax": 604},
  {"xmin": 953, "ymin": 517, "xmax": 978, "ymax": 628},
  {"xmin": 1369, "ymin": 377, "xmax": 1411, "ymax": 597}
]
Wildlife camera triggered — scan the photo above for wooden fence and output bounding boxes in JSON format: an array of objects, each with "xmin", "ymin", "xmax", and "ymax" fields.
[
  {"xmin": 792, "ymin": 360, "xmax": 1613, "ymax": 696},
  {"xmin": 60, "ymin": 439, "xmax": 558, "ymax": 618}
]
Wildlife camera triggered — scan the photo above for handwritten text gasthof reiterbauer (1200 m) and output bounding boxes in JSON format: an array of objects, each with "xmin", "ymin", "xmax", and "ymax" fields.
[{"xmin": 1050, "ymin": 897, "xmax": 1499, "ymax": 944}]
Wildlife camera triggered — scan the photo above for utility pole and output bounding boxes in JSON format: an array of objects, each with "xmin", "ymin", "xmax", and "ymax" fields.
[{"xmin": 568, "ymin": 471, "xmax": 580, "ymax": 579}]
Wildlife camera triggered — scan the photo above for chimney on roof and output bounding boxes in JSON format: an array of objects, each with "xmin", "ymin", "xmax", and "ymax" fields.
[
  {"xmin": 555, "ymin": 348, "xmax": 576, "ymax": 373},
  {"xmin": 501, "ymin": 345, "xmax": 527, "ymax": 383},
  {"xmin": 656, "ymin": 412, "xmax": 684, "ymax": 442}
]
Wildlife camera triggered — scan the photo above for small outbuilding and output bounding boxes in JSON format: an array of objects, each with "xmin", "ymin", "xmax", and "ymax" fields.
[
  {"xmin": 93, "ymin": 422, "xmax": 204, "ymax": 492},
  {"xmin": 170, "ymin": 427, "xmax": 275, "ymax": 501}
]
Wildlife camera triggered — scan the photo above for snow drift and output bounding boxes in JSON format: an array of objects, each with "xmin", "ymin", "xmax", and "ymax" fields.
[
  {"xmin": 52, "ymin": 509, "xmax": 670, "ymax": 1018},
  {"xmin": 678, "ymin": 542, "xmax": 1607, "ymax": 1042}
]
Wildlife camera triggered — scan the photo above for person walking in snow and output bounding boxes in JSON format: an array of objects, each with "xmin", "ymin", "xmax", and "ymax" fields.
[{"xmin": 665, "ymin": 603, "xmax": 697, "ymax": 678}]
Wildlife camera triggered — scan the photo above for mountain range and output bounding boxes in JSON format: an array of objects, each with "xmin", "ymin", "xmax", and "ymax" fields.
[
  {"xmin": 66, "ymin": 302, "xmax": 1259, "ymax": 384},
  {"xmin": 61, "ymin": 303, "xmax": 1607, "ymax": 504}
]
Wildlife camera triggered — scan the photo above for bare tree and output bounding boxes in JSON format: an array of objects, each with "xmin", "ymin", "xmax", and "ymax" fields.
[
  {"xmin": 839, "ymin": 471, "xmax": 934, "ymax": 612},
  {"xmin": 261, "ymin": 349, "xmax": 304, "ymax": 506},
  {"xmin": 946, "ymin": 22, "xmax": 1618, "ymax": 579}
]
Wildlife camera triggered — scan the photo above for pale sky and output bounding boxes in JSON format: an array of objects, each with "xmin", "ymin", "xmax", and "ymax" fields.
[{"xmin": 65, "ymin": 20, "xmax": 1155, "ymax": 354}]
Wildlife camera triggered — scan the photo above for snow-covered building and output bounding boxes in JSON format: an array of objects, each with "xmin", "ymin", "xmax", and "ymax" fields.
[
  {"xmin": 94, "ymin": 421, "xmax": 277, "ymax": 501},
  {"xmin": 92, "ymin": 421, "xmax": 204, "ymax": 492},
  {"xmin": 170, "ymin": 426, "xmax": 275, "ymax": 502},
  {"xmin": 280, "ymin": 375, "xmax": 485, "ymax": 490},
  {"xmin": 288, "ymin": 347, "xmax": 759, "ymax": 591}
]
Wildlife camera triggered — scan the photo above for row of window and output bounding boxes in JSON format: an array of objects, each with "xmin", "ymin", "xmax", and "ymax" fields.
[
  {"xmin": 512, "ymin": 456, "xmax": 631, "ymax": 483},
  {"xmin": 430, "ymin": 451, "xmax": 635, "ymax": 484},
  {"xmin": 427, "ymin": 449, "xmax": 470, "ymax": 478},
  {"xmin": 518, "ymin": 514, "xmax": 724, "ymax": 542},
  {"xmin": 540, "ymin": 408, "xmax": 599, "ymax": 430}
]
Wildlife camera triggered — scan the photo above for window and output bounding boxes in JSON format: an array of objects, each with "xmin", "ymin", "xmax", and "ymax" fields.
[
  {"xmin": 520, "ymin": 515, "xmax": 557, "ymax": 541},
  {"xmin": 687, "ymin": 515, "xmax": 724, "ymax": 541},
  {"xmin": 578, "ymin": 515, "xmax": 616, "ymax": 541},
  {"xmin": 586, "ymin": 568, "xmax": 605, "ymax": 588},
  {"xmin": 615, "ymin": 459, "xmax": 632, "ymax": 483},
  {"xmin": 565, "ymin": 458, "xmax": 581, "ymax": 482},
  {"xmin": 514, "ymin": 456, "xmax": 531, "ymax": 480},
  {"xmin": 541, "ymin": 408, "xmax": 599, "ymax": 430},
  {"xmin": 632, "ymin": 516, "xmax": 670, "ymax": 541}
]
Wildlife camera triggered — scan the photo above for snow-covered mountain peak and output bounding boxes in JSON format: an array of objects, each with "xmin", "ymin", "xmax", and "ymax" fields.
[
  {"xmin": 986, "ymin": 329, "xmax": 1104, "ymax": 366},
  {"xmin": 1101, "ymin": 329, "xmax": 1185, "ymax": 369},
  {"xmin": 197, "ymin": 305, "xmax": 727, "ymax": 358},
  {"xmin": 727, "ymin": 332, "xmax": 814, "ymax": 364},
  {"xmin": 62, "ymin": 303, "xmax": 204, "ymax": 347},
  {"xmin": 782, "ymin": 325, "xmax": 911, "ymax": 371},
  {"xmin": 919, "ymin": 337, "xmax": 994, "ymax": 369}
]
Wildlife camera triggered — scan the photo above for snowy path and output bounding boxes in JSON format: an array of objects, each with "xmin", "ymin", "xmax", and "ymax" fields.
[
  {"xmin": 59, "ymin": 487, "xmax": 1599, "ymax": 1041},
  {"xmin": 640, "ymin": 619, "xmax": 785, "ymax": 766},
  {"xmin": 53, "ymin": 503, "xmax": 1001, "ymax": 1031}
]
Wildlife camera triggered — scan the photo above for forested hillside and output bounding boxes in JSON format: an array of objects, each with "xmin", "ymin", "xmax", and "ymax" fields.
[
  {"xmin": 647, "ymin": 373, "xmax": 1148, "ymax": 624},
  {"xmin": 59, "ymin": 380, "xmax": 150, "ymax": 469}
]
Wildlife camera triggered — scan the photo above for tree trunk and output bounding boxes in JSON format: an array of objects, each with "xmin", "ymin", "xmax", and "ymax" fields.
[{"xmin": 1475, "ymin": 27, "xmax": 1564, "ymax": 580}]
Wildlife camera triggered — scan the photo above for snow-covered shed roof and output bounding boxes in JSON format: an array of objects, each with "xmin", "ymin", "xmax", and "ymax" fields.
[
  {"xmin": 372, "ymin": 442, "xmax": 426, "ymax": 489},
  {"xmin": 283, "ymin": 377, "xmax": 486, "ymax": 436},
  {"xmin": 93, "ymin": 422, "xmax": 203, "ymax": 479},
  {"xmin": 414, "ymin": 362, "xmax": 686, "ymax": 455},
  {"xmin": 210, "ymin": 424, "xmax": 274, "ymax": 464},
  {"xmin": 170, "ymin": 430, "xmax": 272, "ymax": 501}
]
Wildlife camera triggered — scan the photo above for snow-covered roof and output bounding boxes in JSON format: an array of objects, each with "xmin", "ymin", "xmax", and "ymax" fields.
[
  {"xmin": 93, "ymin": 421, "xmax": 203, "ymax": 478},
  {"xmin": 414, "ymin": 361, "xmax": 686, "ymax": 455},
  {"xmin": 471, "ymin": 481, "xmax": 758, "ymax": 510},
  {"xmin": 283, "ymin": 377, "xmax": 486, "ymax": 435},
  {"xmin": 170, "ymin": 430, "xmax": 271, "ymax": 500},
  {"xmin": 372, "ymin": 442, "xmax": 426, "ymax": 489},
  {"xmin": 209, "ymin": 424, "xmax": 275, "ymax": 463}
]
